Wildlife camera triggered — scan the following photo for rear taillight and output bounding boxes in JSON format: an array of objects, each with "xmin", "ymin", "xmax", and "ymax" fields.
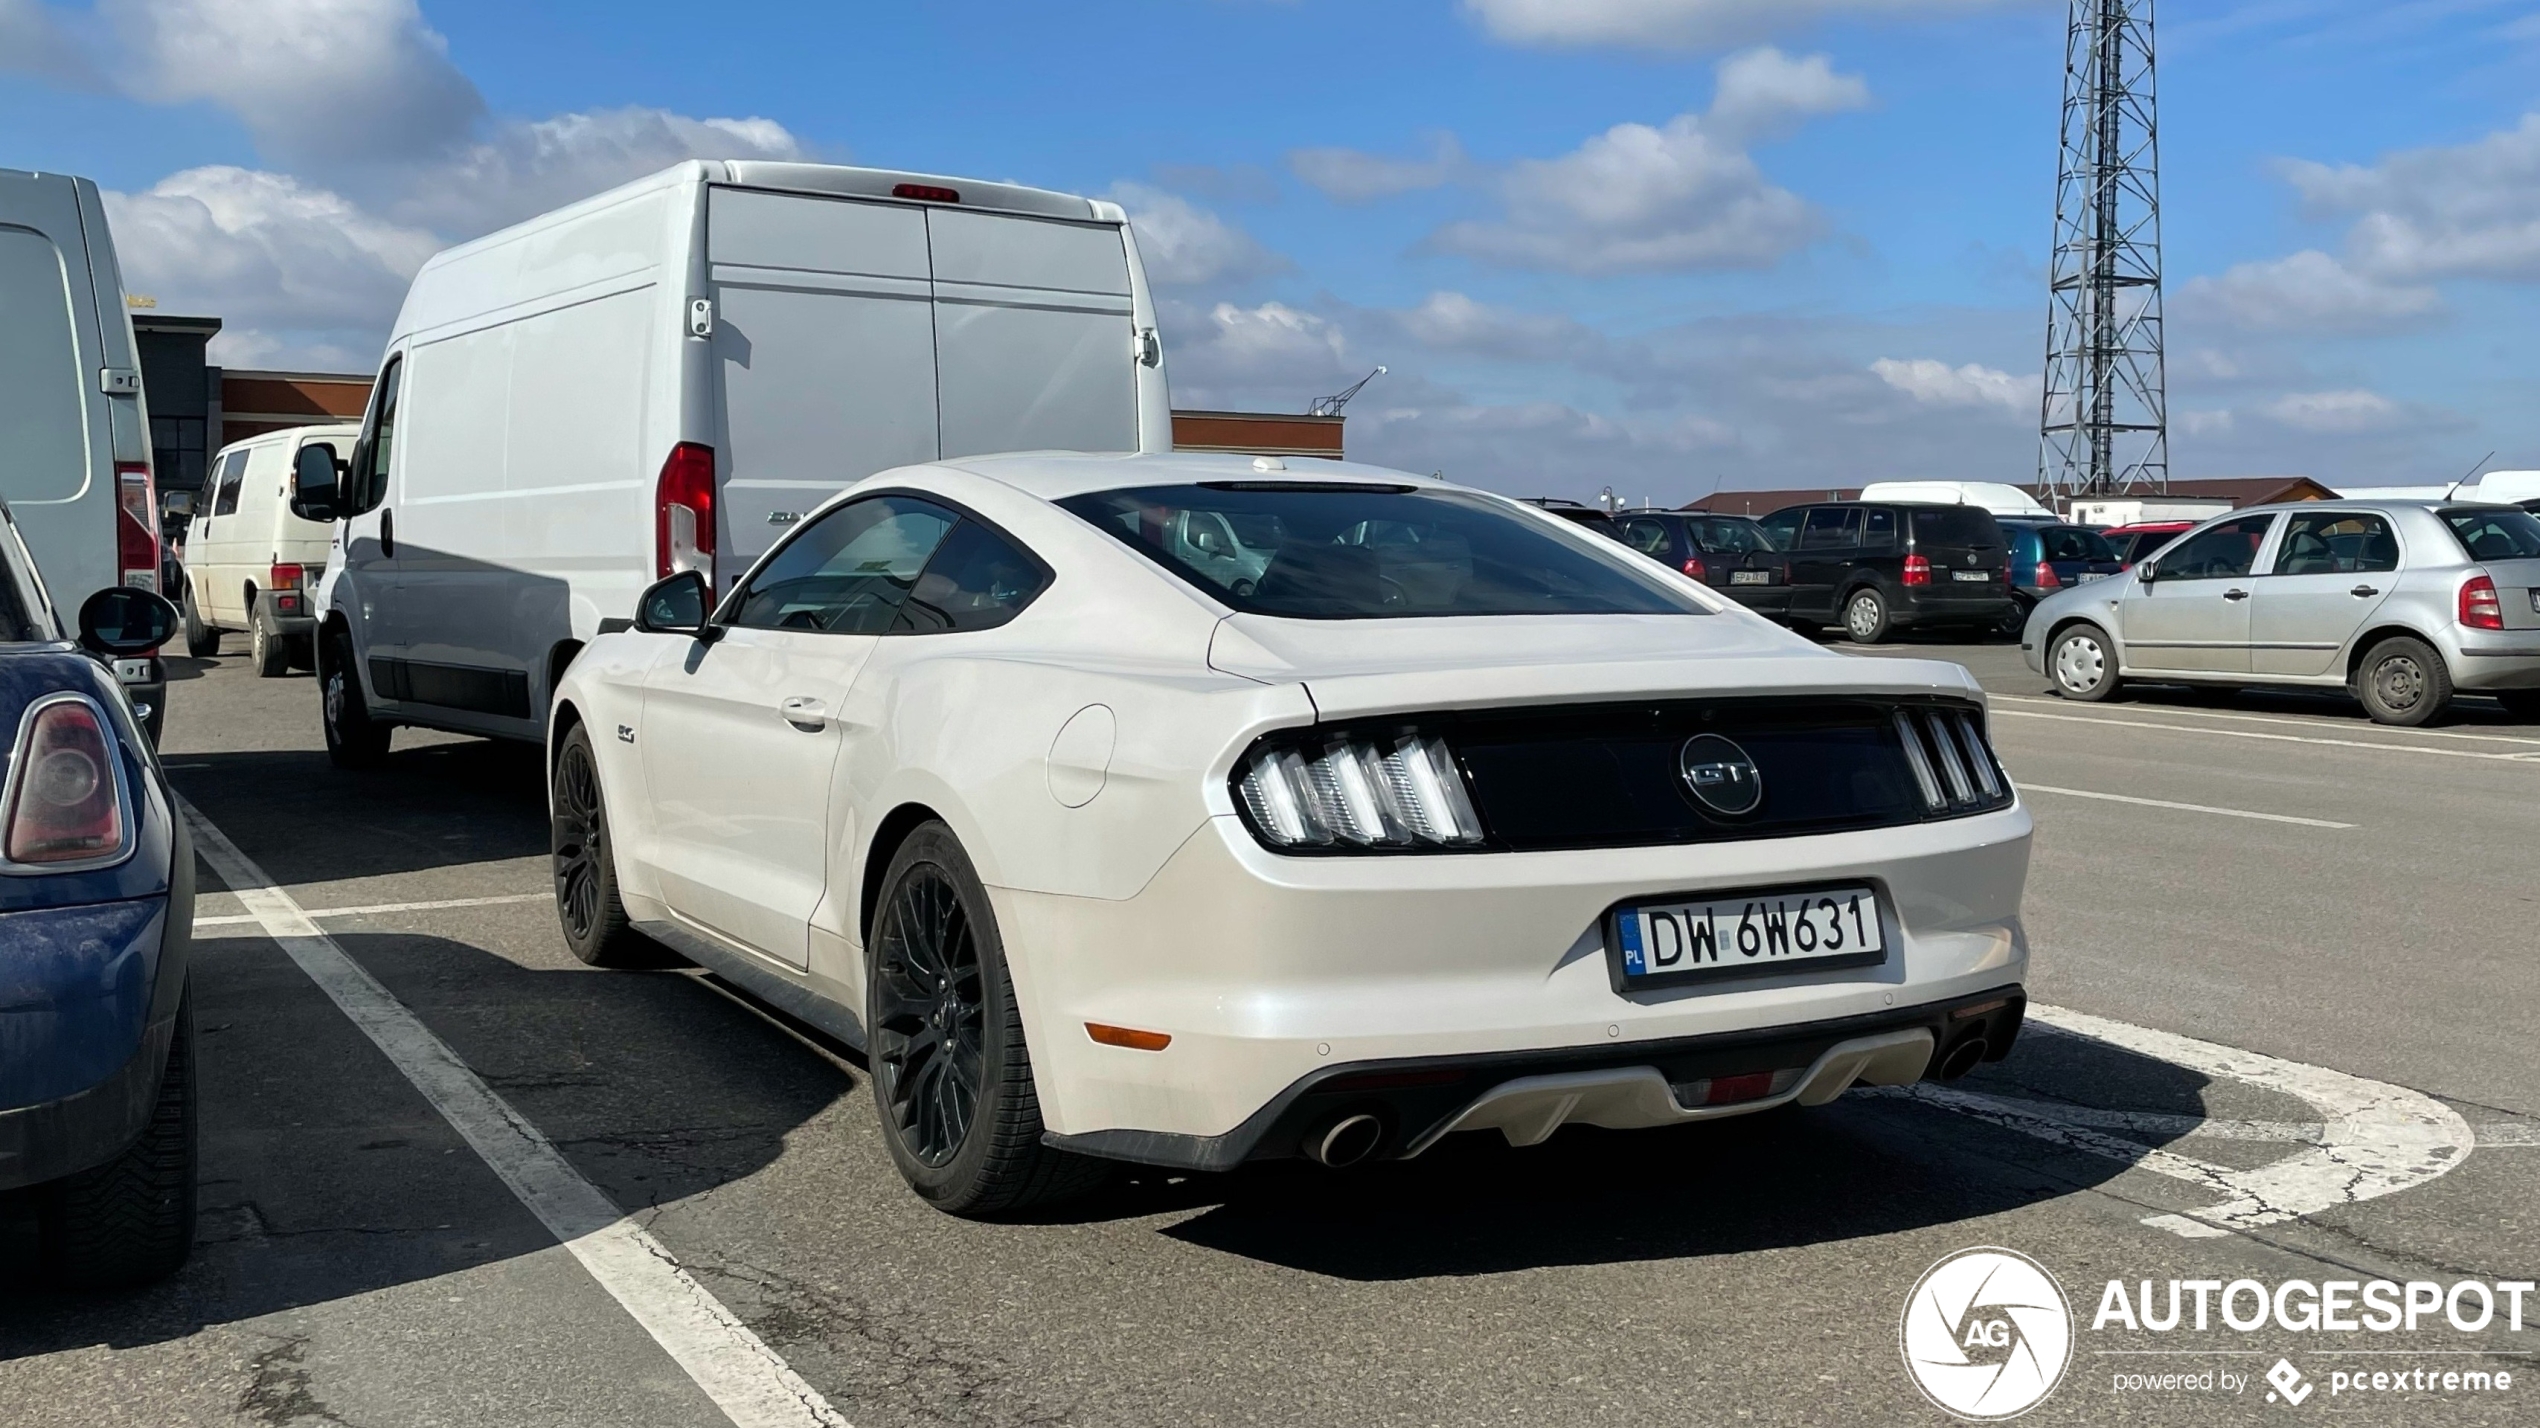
[
  {"xmin": 270, "ymin": 563, "xmax": 307, "ymax": 616},
  {"xmin": 270, "ymin": 563, "xmax": 304, "ymax": 590},
  {"xmin": 1236, "ymin": 730, "xmax": 1485, "ymax": 851},
  {"xmin": 2034, "ymin": 560, "xmax": 2062, "ymax": 589},
  {"xmin": 1902, "ymin": 553, "xmax": 1930, "ymax": 587},
  {"xmin": 655, "ymin": 442, "xmax": 716, "ymax": 581},
  {"xmin": 116, "ymin": 462, "xmax": 159, "ymax": 595},
  {"xmin": 1681, "ymin": 554, "xmax": 1708, "ymax": 583},
  {"xmin": 2460, "ymin": 575, "xmax": 2504, "ymax": 631},
  {"xmin": 3, "ymin": 698, "xmax": 126, "ymax": 866},
  {"xmin": 891, "ymin": 182, "xmax": 961, "ymax": 203},
  {"xmin": 1893, "ymin": 707, "xmax": 2011, "ymax": 813}
]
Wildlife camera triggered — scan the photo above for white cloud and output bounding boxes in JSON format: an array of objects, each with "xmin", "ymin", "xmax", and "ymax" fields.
[
  {"xmin": 1163, "ymin": 300, "xmax": 1355, "ymax": 401},
  {"xmin": 2282, "ymin": 114, "xmax": 2540, "ymax": 281},
  {"xmin": 389, "ymin": 108, "xmax": 805, "ymax": 234},
  {"xmin": 2177, "ymin": 409, "xmax": 2236, "ymax": 437},
  {"xmin": 1870, "ymin": 357, "xmax": 2036, "ymax": 412},
  {"xmin": 1288, "ymin": 132, "xmax": 1468, "ymax": 203},
  {"xmin": 1461, "ymin": 0, "xmax": 2014, "ymax": 51},
  {"xmin": 104, "ymin": 165, "xmax": 439, "ymax": 338},
  {"xmin": 102, "ymin": 0, "xmax": 484, "ymax": 165},
  {"xmin": 1430, "ymin": 47, "xmax": 1866, "ymax": 274},
  {"xmin": 1105, "ymin": 183, "xmax": 1285, "ymax": 288},
  {"xmin": 1379, "ymin": 291, "xmax": 1604, "ymax": 362},
  {"xmin": 2179, "ymin": 250, "xmax": 2443, "ymax": 334},
  {"xmin": 2257, "ymin": 388, "xmax": 2405, "ymax": 434}
]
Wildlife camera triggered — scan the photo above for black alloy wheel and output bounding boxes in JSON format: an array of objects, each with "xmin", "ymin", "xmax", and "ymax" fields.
[
  {"xmin": 550, "ymin": 724, "xmax": 658, "ymax": 967},
  {"xmin": 873, "ymin": 863, "xmax": 987, "ymax": 1168}
]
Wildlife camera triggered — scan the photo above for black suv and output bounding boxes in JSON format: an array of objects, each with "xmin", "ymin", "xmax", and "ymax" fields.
[{"xmin": 1753, "ymin": 502, "xmax": 2013, "ymax": 642}]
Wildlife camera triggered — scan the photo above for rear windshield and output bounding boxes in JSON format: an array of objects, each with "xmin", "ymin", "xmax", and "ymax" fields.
[
  {"xmin": 2040, "ymin": 525, "xmax": 2117, "ymax": 561},
  {"xmin": 1910, "ymin": 509, "xmax": 2003, "ymax": 547},
  {"xmin": 1686, "ymin": 516, "xmax": 1776, "ymax": 555},
  {"xmin": 1060, "ymin": 483, "xmax": 1709, "ymax": 619},
  {"xmin": 2440, "ymin": 507, "xmax": 2540, "ymax": 561}
]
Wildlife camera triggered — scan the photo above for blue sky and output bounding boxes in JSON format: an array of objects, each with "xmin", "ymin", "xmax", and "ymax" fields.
[{"xmin": 5, "ymin": 0, "xmax": 2538, "ymax": 499}]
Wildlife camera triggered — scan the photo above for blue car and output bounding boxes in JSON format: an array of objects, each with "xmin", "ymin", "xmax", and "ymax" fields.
[{"xmin": 0, "ymin": 499, "xmax": 196, "ymax": 1288}]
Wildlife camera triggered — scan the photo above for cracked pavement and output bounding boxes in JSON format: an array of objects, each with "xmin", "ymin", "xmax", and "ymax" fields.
[{"xmin": 3, "ymin": 642, "xmax": 2536, "ymax": 1426}]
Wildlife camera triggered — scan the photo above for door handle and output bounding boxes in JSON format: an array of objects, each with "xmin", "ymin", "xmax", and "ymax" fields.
[
  {"xmin": 380, "ymin": 507, "xmax": 395, "ymax": 558},
  {"xmin": 2350, "ymin": 585, "xmax": 2380, "ymax": 598},
  {"xmin": 779, "ymin": 696, "xmax": 828, "ymax": 732},
  {"xmin": 2221, "ymin": 587, "xmax": 2250, "ymax": 601}
]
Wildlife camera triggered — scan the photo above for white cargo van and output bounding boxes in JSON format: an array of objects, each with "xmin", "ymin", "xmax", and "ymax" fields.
[
  {"xmin": 296, "ymin": 160, "xmax": 1170, "ymax": 766},
  {"xmin": 1857, "ymin": 481, "xmax": 2056, "ymax": 520},
  {"xmin": 0, "ymin": 168, "xmax": 168, "ymax": 734},
  {"xmin": 183, "ymin": 423, "xmax": 350, "ymax": 674}
]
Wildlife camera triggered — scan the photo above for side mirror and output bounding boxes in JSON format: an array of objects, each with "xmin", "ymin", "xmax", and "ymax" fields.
[
  {"xmin": 290, "ymin": 445, "xmax": 343, "ymax": 522},
  {"xmin": 79, "ymin": 587, "xmax": 180, "ymax": 657},
  {"xmin": 634, "ymin": 569, "xmax": 720, "ymax": 640},
  {"xmin": 160, "ymin": 489, "xmax": 194, "ymax": 520},
  {"xmin": 2135, "ymin": 561, "xmax": 2158, "ymax": 585}
]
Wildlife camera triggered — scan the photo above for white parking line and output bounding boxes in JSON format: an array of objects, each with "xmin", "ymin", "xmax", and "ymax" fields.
[
  {"xmin": 1992, "ymin": 694, "xmax": 2540, "ymax": 748},
  {"xmin": 179, "ymin": 798, "xmax": 848, "ymax": 1428},
  {"xmin": 2019, "ymin": 783, "xmax": 2356, "ymax": 829},
  {"xmin": 1993, "ymin": 706, "xmax": 2540, "ymax": 762},
  {"xmin": 195, "ymin": 891, "xmax": 549, "ymax": 929},
  {"xmin": 1864, "ymin": 1003, "xmax": 2475, "ymax": 1240}
]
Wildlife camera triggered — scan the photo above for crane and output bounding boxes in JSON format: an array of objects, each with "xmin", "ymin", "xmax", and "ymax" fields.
[{"xmin": 1308, "ymin": 366, "xmax": 1385, "ymax": 418}]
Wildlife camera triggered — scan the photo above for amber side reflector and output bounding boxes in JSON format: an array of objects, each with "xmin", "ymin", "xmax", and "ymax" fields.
[{"xmin": 1086, "ymin": 1023, "xmax": 1171, "ymax": 1051}]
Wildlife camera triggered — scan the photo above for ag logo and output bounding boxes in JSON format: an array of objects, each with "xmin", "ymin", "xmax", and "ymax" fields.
[
  {"xmin": 1678, "ymin": 734, "xmax": 1762, "ymax": 817},
  {"xmin": 1901, "ymin": 1247, "xmax": 2073, "ymax": 1420}
]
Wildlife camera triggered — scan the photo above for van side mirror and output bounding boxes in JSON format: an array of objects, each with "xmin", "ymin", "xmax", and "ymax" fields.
[
  {"xmin": 634, "ymin": 570, "xmax": 720, "ymax": 641},
  {"xmin": 78, "ymin": 587, "xmax": 180, "ymax": 657},
  {"xmin": 290, "ymin": 444, "xmax": 343, "ymax": 522},
  {"xmin": 160, "ymin": 489, "xmax": 194, "ymax": 520}
]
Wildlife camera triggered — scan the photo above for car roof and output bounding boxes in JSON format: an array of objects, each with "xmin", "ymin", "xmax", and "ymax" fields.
[{"xmin": 934, "ymin": 450, "xmax": 1457, "ymax": 503}]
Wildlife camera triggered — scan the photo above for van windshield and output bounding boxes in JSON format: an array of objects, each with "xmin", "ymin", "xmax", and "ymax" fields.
[{"xmin": 1059, "ymin": 483, "xmax": 1710, "ymax": 618}]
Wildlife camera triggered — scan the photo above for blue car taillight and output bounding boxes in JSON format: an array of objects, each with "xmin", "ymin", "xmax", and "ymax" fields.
[{"xmin": 3, "ymin": 695, "xmax": 129, "ymax": 867}]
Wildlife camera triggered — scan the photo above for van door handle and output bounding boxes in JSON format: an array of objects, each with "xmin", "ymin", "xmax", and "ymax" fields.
[
  {"xmin": 779, "ymin": 696, "xmax": 828, "ymax": 732},
  {"xmin": 2221, "ymin": 587, "xmax": 2250, "ymax": 601},
  {"xmin": 2350, "ymin": 584, "xmax": 2379, "ymax": 598},
  {"xmin": 380, "ymin": 508, "xmax": 395, "ymax": 558}
]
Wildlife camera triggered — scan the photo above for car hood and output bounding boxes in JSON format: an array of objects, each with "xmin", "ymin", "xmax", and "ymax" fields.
[{"xmin": 1207, "ymin": 611, "xmax": 1986, "ymax": 719}]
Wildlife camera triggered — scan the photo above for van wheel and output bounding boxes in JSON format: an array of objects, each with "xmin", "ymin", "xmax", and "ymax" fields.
[
  {"xmin": 1843, "ymin": 588, "xmax": 1892, "ymax": 644},
  {"xmin": 2049, "ymin": 623, "xmax": 2122, "ymax": 701},
  {"xmin": 181, "ymin": 589, "xmax": 219, "ymax": 657},
  {"xmin": 2356, "ymin": 635, "xmax": 2451, "ymax": 727},
  {"xmin": 248, "ymin": 598, "xmax": 290, "ymax": 677},
  {"xmin": 320, "ymin": 628, "xmax": 392, "ymax": 768},
  {"xmin": 550, "ymin": 724, "xmax": 666, "ymax": 968},
  {"xmin": 42, "ymin": 993, "xmax": 197, "ymax": 1289},
  {"xmin": 868, "ymin": 821, "xmax": 1107, "ymax": 1217}
]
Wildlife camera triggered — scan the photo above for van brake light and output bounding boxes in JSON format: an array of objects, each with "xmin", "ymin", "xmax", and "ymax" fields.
[
  {"xmin": 116, "ymin": 462, "xmax": 159, "ymax": 595},
  {"xmin": 655, "ymin": 442, "xmax": 716, "ymax": 581},
  {"xmin": 891, "ymin": 183, "xmax": 961, "ymax": 203}
]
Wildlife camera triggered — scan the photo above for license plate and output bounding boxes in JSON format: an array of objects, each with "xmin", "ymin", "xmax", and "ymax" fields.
[
  {"xmin": 1729, "ymin": 570, "xmax": 1771, "ymax": 585},
  {"xmin": 2077, "ymin": 572, "xmax": 2109, "ymax": 583},
  {"xmin": 1610, "ymin": 885, "xmax": 1885, "ymax": 989},
  {"xmin": 1952, "ymin": 570, "xmax": 1991, "ymax": 582}
]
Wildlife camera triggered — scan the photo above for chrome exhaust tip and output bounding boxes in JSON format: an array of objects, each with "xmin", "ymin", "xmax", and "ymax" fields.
[
  {"xmin": 1305, "ymin": 1112, "xmax": 1385, "ymax": 1168},
  {"xmin": 1936, "ymin": 1035, "xmax": 1989, "ymax": 1081}
]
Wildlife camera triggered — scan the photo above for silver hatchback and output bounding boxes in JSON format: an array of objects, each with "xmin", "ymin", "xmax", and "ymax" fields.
[{"xmin": 2020, "ymin": 501, "xmax": 2540, "ymax": 725}]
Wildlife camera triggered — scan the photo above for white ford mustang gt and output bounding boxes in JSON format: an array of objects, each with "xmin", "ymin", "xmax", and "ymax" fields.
[{"xmin": 549, "ymin": 452, "xmax": 2032, "ymax": 1214}]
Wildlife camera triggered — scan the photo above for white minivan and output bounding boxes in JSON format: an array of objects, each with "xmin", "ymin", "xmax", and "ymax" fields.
[
  {"xmin": 182, "ymin": 423, "xmax": 350, "ymax": 675},
  {"xmin": 0, "ymin": 168, "xmax": 168, "ymax": 733},
  {"xmin": 294, "ymin": 159, "xmax": 1170, "ymax": 767}
]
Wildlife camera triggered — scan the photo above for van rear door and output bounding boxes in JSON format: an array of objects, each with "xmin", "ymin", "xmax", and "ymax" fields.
[
  {"xmin": 0, "ymin": 172, "xmax": 112, "ymax": 592},
  {"xmin": 926, "ymin": 209, "xmax": 1137, "ymax": 461}
]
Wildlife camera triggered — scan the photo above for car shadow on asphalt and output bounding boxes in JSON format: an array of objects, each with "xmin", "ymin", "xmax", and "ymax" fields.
[
  {"xmin": 0, "ymin": 932, "xmax": 851, "ymax": 1356},
  {"xmin": 172, "ymin": 739, "xmax": 550, "ymax": 888}
]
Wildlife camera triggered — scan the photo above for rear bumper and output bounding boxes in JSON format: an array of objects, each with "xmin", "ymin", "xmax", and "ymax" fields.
[
  {"xmin": 1893, "ymin": 590, "xmax": 2016, "ymax": 625},
  {"xmin": 2450, "ymin": 640, "xmax": 2540, "ymax": 690},
  {"xmin": 0, "ymin": 896, "xmax": 186, "ymax": 1191}
]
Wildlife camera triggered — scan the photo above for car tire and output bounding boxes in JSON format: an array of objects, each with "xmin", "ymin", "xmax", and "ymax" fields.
[
  {"xmin": 2355, "ymin": 635, "xmax": 2452, "ymax": 727},
  {"xmin": 2048, "ymin": 622, "xmax": 2122, "ymax": 702},
  {"xmin": 181, "ymin": 588, "xmax": 219, "ymax": 657},
  {"xmin": 248, "ymin": 597, "xmax": 290, "ymax": 678},
  {"xmin": 286, "ymin": 633, "xmax": 316, "ymax": 673},
  {"xmin": 1997, "ymin": 594, "xmax": 2033, "ymax": 640},
  {"xmin": 41, "ymin": 993, "xmax": 197, "ymax": 1290},
  {"xmin": 550, "ymin": 722, "xmax": 668, "ymax": 969},
  {"xmin": 868, "ymin": 821, "xmax": 1107, "ymax": 1217},
  {"xmin": 320, "ymin": 626, "xmax": 392, "ymax": 769},
  {"xmin": 1842, "ymin": 587, "xmax": 1892, "ymax": 644},
  {"xmin": 2496, "ymin": 690, "xmax": 2540, "ymax": 722}
]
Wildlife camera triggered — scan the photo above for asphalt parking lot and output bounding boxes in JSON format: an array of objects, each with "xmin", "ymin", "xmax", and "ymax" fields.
[{"xmin": 5, "ymin": 636, "xmax": 2537, "ymax": 1427}]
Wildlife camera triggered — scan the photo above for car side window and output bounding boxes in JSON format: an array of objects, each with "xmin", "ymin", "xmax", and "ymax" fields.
[
  {"xmin": 2154, "ymin": 515, "xmax": 2275, "ymax": 580},
  {"xmin": 892, "ymin": 520, "xmax": 1050, "ymax": 634},
  {"xmin": 1755, "ymin": 509, "xmax": 1803, "ymax": 551},
  {"xmin": 1859, "ymin": 507, "xmax": 1897, "ymax": 548},
  {"xmin": 1618, "ymin": 517, "xmax": 1673, "ymax": 557},
  {"xmin": 210, "ymin": 450, "xmax": 247, "ymax": 517},
  {"xmin": 1799, "ymin": 507, "xmax": 1861, "ymax": 551},
  {"xmin": 728, "ymin": 495, "xmax": 958, "ymax": 633},
  {"xmin": 2273, "ymin": 512, "xmax": 2397, "ymax": 576}
]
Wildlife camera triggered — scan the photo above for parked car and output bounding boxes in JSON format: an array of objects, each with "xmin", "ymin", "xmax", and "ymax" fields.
[
  {"xmin": 1752, "ymin": 501, "xmax": 2015, "ymax": 642},
  {"xmin": 2003, "ymin": 522, "xmax": 2125, "ymax": 634},
  {"xmin": 2025, "ymin": 501, "xmax": 2540, "ymax": 725},
  {"xmin": 0, "ymin": 499, "xmax": 195, "ymax": 1287},
  {"xmin": 1611, "ymin": 510, "xmax": 1793, "ymax": 616},
  {"xmin": 550, "ymin": 452, "xmax": 2031, "ymax": 1214},
  {"xmin": 295, "ymin": 160, "xmax": 1172, "ymax": 769},
  {"xmin": 2103, "ymin": 520, "xmax": 2195, "ymax": 569},
  {"xmin": 0, "ymin": 168, "xmax": 168, "ymax": 739},
  {"xmin": 180, "ymin": 424, "xmax": 350, "ymax": 675},
  {"xmin": 1520, "ymin": 497, "xmax": 1620, "ymax": 534}
]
